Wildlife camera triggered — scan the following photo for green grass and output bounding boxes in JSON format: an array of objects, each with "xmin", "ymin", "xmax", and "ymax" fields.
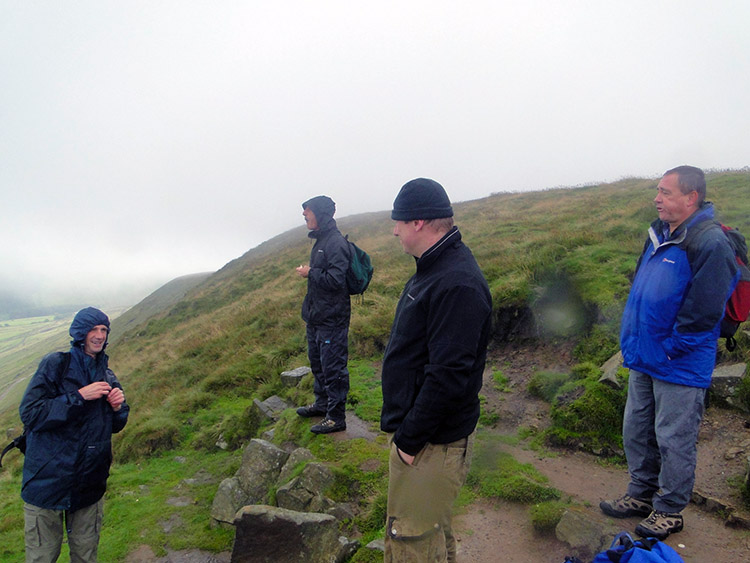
[
  {"xmin": 467, "ymin": 432, "xmax": 561, "ymax": 504},
  {"xmin": 1, "ymin": 171, "xmax": 748, "ymax": 559}
]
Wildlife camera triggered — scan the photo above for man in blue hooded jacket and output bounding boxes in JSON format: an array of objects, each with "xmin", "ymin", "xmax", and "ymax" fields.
[
  {"xmin": 600, "ymin": 166, "xmax": 738, "ymax": 539},
  {"xmin": 294, "ymin": 196, "xmax": 351, "ymax": 434},
  {"xmin": 20, "ymin": 307, "xmax": 129, "ymax": 562}
]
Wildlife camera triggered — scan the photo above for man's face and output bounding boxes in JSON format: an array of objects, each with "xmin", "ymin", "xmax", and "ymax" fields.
[
  {"xmin": 84, "ymin": 325, "xmax": 108, "ymax": 357},
  {"xmin": 654, "ymin": 173, "xmax": 696, "ymax": 231},
  {"xmin": 393, "ymin": 220, "xmax": 419, "ymax": 257},
  {"xmin": 303, "ymin": 207, "xmax": 318, "ymax": 230}
]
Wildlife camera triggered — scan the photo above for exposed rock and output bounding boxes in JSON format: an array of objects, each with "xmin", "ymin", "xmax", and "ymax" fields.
[
  {"xmin": 236, "ymin": 439, "xmax": 289, "ymax": 503},
  {"xmin": 231, "ymin": 505, "xmax": 356, "ymax": 563},
  {"xmin": 711, "ymin": 363, "xmax": 748, "ymax": 411},
  {"xmin": 598, "ymin": 351, "xmax": 624, "ymax": 390},
  {"xmin": 277, "ymin": 447, "xmax": 315, "ymax": 486},
  {"xmin": 555, "ymin": 507, "xmax": 614, "ymax": 561},
  {"xmin": 276, "ymin": 462, "xmax": 336, "ymax": 513},
  {"xmin": 280, "ymin": 366, "xmax": 312, "ymax": 387},
  {"xmin": 160, "ymin": 513, "xmax": 184, "ymax": 533},
  {"xmin": 252, "ymin": 395, "xmax": 289, "ymax": 422},
  {"xmin": 365, "ymin": 538, "xmax": 385, "ymax": 553},
  {"xmin": 326, "ymin": 501, "xmax": 356, "ymax": 522},
  {"xmin": 166, "ymin": 496, "xmax": 194, "ymax": 507},
  {"xmin": 183, "ymin": 469, "xmax": 218, "ymax": 486},
  {"xmin": 215, "ymin": 434, "xmax": 229, "ymax": 450},
  {"xmin": 211, "ymin": 477, "xmax": 250, "ymax": 527}
]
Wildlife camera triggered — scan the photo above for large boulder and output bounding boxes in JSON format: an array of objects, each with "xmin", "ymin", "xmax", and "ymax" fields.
[{"xmin": 231, "ymin": 505, "xmax": 357, "ymax": 563}]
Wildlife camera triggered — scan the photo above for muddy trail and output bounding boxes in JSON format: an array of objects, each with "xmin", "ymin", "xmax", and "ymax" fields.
[{"xmin": 453, "ymin": 340, "xmax": 750, "ymax": 562}]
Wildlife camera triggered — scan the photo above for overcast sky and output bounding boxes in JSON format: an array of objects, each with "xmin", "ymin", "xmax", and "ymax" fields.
[{"xmin": 2, "ymin": 1, "xmax": 748, "ymax": 307}]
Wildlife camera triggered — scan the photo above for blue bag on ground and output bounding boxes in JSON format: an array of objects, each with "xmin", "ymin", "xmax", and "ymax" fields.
[{"xmin": 593, "ymin": 532, "xmax": 684, "ymax": 562}]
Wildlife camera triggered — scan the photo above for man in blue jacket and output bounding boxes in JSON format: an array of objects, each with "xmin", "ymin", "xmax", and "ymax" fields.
[
  {"xmin": 20, "ymin": 307, "xmax": 129, "ymax": 562},
  {"xmin": 380, "ymin": 179, "xmax": 492, "ymax": 562},
  {"xmin": 600, "ymin": 166, "xmax": 738, "ymax": 539},
  {"xmin": 294, "ymin": 196, "xmax": 351, "ymax": 434}
]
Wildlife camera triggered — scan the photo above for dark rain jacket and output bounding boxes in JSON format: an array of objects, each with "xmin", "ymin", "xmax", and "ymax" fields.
[
  {"xmin": 301, "ymin": 196, "xmax": 351, "ymax": 328},
  {"xmin": 20, "ymin": 308, "xmax": 129, "ymax": 511},
  {"xmin": 620, "ymin": 203, "xmax": 739, "ymax": 388},
  {"xmin": 380, "ymin": 227, "xmax": 492, "ymax": 456}
]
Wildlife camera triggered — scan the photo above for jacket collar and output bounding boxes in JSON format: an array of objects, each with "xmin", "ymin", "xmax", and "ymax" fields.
[{"xmin": 416, "ymin": 226, "xmax": 461, "ymax": 271}]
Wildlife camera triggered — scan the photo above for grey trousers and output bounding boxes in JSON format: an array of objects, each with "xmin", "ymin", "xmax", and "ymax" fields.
[
  {"xmin": 24, "ymin": 499, "xmax": 103, "ymax": 563},
  {"xmin": 623, "ymin": 369, "xmax": 706, "ymax": 513}
]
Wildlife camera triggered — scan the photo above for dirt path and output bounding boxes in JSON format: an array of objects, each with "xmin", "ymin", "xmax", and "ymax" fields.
[{"xmin": 453, "ymin": 341, "xmax": 750, "ymax": 562}]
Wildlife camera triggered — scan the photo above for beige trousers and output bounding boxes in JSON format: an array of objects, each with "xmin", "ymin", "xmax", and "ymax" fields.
[
  {"xmin": 24, "ymin": 499, "xmax": 103, "ymax": 563},
  {"xmin": 385, "ymin": 433, "xmax": 474, "ymax": 563}
]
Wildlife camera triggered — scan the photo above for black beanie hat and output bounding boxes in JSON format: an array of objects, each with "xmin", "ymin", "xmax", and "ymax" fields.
[{"xmin": 391, "ymin": 178, "xmax": 453, "ymax": 221}]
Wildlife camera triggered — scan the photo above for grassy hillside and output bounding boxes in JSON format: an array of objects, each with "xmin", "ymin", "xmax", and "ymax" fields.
[{"xmin": 1, "ymin": 171, "xmax": 748, "ymax": 560}]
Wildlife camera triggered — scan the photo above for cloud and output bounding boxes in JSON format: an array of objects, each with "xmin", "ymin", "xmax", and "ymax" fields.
[{"xmin": 1, "ymin": 1, "xmax": 748, "ymax": 308}]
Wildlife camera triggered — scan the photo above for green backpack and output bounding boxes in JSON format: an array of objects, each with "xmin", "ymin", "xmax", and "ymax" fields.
[{"xmin": 345, "ymin": 236, "xmax": 374, "ymax": 295}]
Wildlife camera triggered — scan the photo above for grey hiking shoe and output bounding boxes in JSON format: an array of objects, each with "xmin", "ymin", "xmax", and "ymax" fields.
[
  {"xmin": 310, "ymin": 418, "xmax": 346, "ymax": 434},
  {"xmin": 599, "ymin": 495, "xmax": 653, "ymax": 518},
  {"xmin": 635, "ymin": 510, "xmax": 684, "ymax": 540}
]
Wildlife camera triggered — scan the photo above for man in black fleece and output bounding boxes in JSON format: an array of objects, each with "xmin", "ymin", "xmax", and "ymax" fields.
[
  {"xmin": 380, "ymin": 178, "xmax": 492, "ymax": 562},
  {"xmin": 295, "ymin": 195, "xmax": 351, "ymax": 434}
]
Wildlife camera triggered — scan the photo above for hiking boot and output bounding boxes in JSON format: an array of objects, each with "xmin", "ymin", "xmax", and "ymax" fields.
[
  {"xmin": 310, "ymin": 418, "xmax": 346, "ymax": 434},
  {"xmin": 635, "ymin": 510, "xmax": 684, "ymax": 540},
  {"xmin": 296, "ymin": 404, "xmax": 326, "ymax": 418},
  {"xmin": 599, "ymin": 495, "xmax": 653, "ymax": 518}
]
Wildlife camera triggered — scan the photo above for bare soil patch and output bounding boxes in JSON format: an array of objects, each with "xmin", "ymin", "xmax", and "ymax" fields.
[{"xmin": 453, "ymin": 340, "xmax": 750, "ymax": 562}]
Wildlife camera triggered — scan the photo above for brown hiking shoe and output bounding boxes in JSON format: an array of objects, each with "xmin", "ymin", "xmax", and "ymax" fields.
[
  {"xmin": 635, "ymin": 510, "xmax": 684, "ymax": 540},
  {"xmin": 599, "ymin": 495, "xmax": 653, "ymax": 518}
]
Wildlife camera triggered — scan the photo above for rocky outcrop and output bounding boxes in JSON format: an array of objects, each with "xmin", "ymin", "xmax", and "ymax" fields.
[
  {"xmin": 211, "ymin": 439, "xmax": 289, "ymax": 526},
  {"xmin": 211, "ymin": 438, "xmax": 359, "ymax": 561},
  {"xmin": 231, "ymin": 505, "xmax": 357, "ymax": 563}
]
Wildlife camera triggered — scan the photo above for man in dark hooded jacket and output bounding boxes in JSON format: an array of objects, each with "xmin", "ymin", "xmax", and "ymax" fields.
[
  {"xmin": 295, "ymin": 195, "xmax": 351, "ymax": 434},
  {"xmin": 20, "ymin": 307, "xmax": 129, "ymax": 562}
]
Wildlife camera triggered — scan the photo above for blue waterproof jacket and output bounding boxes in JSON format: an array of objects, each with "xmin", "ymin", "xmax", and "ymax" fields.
[
  {"xmin": 620, "ymin": 203, "xmax": 738, "ymax": 388},
  {"xmin": 20, "ymin": 308, "xmax": 129, "ymax": 511}
]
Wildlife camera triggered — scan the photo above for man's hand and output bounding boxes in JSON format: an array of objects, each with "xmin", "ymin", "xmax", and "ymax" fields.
[
  {"xmin": 296, "ymin": 264, "xmax": 310, "ymax": 278},
  {"xmin": 78, "ymin": 381, "xmax": 112, "ymax": 401},
  {"xmin": 397, "ymin": 447, "xmax": 415, "ymax": 465},
  {"xmin": 107, "ymin": 387, "xmax": 125, "ymax": 412}
]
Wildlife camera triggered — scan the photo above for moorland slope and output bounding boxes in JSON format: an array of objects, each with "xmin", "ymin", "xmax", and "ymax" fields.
[{"xmin": 1, "ymin": 171, "xmax": 749, "ymax": 561}]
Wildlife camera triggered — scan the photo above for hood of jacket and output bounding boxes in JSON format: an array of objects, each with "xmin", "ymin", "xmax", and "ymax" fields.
[
  {"xmin": 303, "ymin": 195, "xmax": 337, "ymax": 235},
  {"xmin": 69, "ymin": 307, "xmax": 110, "ymax": 350}
]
